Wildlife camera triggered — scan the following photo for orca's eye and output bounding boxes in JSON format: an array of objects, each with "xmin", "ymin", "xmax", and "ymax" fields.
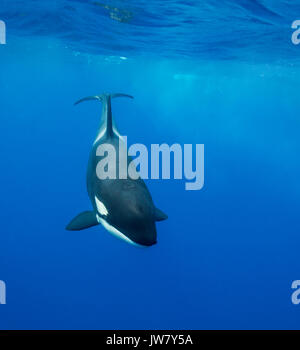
[
  {"xmin": 122, "ymin": 181, "xmax": 135, "ymax": 190},
  {"xmin": 137, "ymin": 204, "xmax": 143, "ymax": 213}
]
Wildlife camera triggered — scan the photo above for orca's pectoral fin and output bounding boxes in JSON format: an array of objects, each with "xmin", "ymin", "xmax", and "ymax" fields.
[
  {"xmin": 155, "ymin": 207, "xmax": 168, "ymax": 221},
  {"xmin": 66, "ymin": 211, "xmax": 99, "ymax": 231}
]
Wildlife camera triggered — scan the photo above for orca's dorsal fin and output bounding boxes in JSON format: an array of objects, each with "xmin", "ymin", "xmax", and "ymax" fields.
[
  {"xmin": 74, "ymin": 93, "xmax": 134, "ymax": 138},
  {"xmin": 66, "ymin": 211, "xmax": 99, "ymax": 231},
  {"xmin": 155, "ymin": 207, "xmax": 168, "ymax": 221}
]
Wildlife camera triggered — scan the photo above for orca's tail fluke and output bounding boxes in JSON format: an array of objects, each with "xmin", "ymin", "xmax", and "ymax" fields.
[
  {"xmin": 74, "ymin": 95, "xmax": 102, "ymax": 105},
  {"xmin": 74, "ymin": 93, "xmax": 134, "ymax": 138},
  {"xmin": 74, "ymin": 93, "xmax": 134, "ymax": 106}
]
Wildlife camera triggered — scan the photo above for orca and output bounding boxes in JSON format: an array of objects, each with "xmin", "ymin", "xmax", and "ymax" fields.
[{"xmin": 66, "ymin": 93, "xmax": 167, "ymax": 246}]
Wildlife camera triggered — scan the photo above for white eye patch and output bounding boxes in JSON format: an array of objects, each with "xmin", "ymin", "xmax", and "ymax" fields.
[{"xmin": 95, "ymin": 196, "xmax": 109, "ymax": 216}]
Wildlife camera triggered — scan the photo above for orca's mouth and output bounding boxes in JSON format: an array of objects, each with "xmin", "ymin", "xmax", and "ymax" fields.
[
  {"xmin": 145, "ymin": 240, "xmax": 157, "ymax": 247},
  {"xmin": 134, "ymin": 238, "xmax": 157, "ymax": 247}
]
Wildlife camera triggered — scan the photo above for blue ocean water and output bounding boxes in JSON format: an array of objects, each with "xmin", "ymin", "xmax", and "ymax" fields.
[{"xmin": 1, "ymin": 0, "xmax": 300, "ymax": 330}]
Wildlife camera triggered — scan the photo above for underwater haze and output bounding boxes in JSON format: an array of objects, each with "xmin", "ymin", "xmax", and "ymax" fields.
[{"xmin": 1, "ymin": 0, "xmax": 300, "ymax": 330}]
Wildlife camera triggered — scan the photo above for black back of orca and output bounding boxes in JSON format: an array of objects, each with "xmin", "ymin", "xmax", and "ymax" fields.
[{"xmin": 66, "ymin": 93, "xmax": 167, "ymax": 246}]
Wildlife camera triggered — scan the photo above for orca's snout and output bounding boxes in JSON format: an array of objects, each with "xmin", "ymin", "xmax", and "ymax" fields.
[
  {"xmin": 140, "ymin": 238, "xmax": 157, "ymax": 247},
  {"xmin": 129, "ymin": 224, "xmax": 157, "ymax": 247}
]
